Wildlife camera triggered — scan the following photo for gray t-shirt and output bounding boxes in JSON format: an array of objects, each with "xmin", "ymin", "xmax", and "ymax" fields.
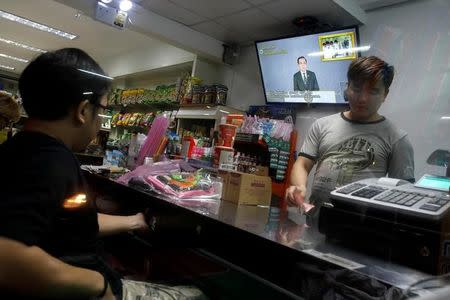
[{"xmin": 300, "ymin": 112, "xmax": 415, "ymax": 205}]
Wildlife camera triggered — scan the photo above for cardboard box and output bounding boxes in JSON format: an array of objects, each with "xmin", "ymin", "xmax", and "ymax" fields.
[
  {"xmin": 219, "ymin": 201, "xmax": 270, "ymax": 234},
  {"xmin": 253, "ymin": 166, "xmax": 269, "ymax": 177},
  {"xmin": 226, "ymin": 171, "xmax": 272, "ymax": 206}
]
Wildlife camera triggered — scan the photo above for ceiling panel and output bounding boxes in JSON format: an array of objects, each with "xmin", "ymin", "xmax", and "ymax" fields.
[
  {"xmin": 191, "ymin": 21, "xmax": 251, "ymax": 44},
  {"xmin": 249, "ymin": 22, "xmax": 299, "ymax": 41},
  {"xmin": 170, "ymin": 0, "xmax": 251, "ymax": 19},
  {"xmin": 216, "ymin": 8, "xmax": 280, "ymax": 35},
  {"xmin": 259, "ymin": 0, "xmax": 327, "ymax": 22},
  {"xmin": 0, "ymin": 0, "xmax": 366, "ymax": 76},
  {"xmin": 140, "ymin": 0, "xmax": 207, "ymax": 25},
  {"xmin": 0, "ymin": 0, "xmax": 184, "ymax": 74}
]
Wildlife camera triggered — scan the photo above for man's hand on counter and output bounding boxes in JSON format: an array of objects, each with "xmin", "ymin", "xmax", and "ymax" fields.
[
  {"xmin": 97, "ymin": 212, "xmax": 149, "ymax": 236},
  {"xmin": 130, "ymin": 212, "xmax": 150, "ymax": 232},
  {"xmin": 285, "ymin": 185, "xmax": 307, "ymax": 207}
]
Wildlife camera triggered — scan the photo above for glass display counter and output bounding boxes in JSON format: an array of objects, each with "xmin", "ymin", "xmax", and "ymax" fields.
[{"xmin": 84, "ymin": 171, "xmax": 432, "ymax": 299}]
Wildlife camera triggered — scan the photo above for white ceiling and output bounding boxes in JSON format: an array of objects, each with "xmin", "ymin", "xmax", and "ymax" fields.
[
  {"xmin": 141, "ymin": 0, "xmax": 361, "ymax": 44},
  {"xmin": 0, "ymin": 0, "xmax": 190, "ymax": 75},
  {"xmin": 0, "ymin": 0, "xmax": 410, "ymax": 76}
]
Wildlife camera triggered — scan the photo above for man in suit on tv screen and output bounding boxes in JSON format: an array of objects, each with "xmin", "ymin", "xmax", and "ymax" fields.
[{"xmin": 293, "ymin": 56, "xmax": 320, "ymax": 91}]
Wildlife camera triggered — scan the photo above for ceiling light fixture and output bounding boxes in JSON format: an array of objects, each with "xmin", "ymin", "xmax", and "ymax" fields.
[
  {"xmin": 0, "ymin": 36, "xmax": 46, "ymax": 53},
  {"xmin": 119, "ymin": 0, "xmax": 133, "ymax": 12},
  {"xmin": 0, "ymin": 64, "xmax": 15, "ymax": 71},
  {"xmin": 78, "ymin": 69, "xmax": 114, "ymax": 80},
  {"xmin": 0, "ymin": 53, "xmax": 29, "ymax": 63},
  {"xmin": 101, "ymin": 0, "xmax": 113, "ymax": 3},
  {"xmin": 0, "ymin": 9, "xmax": 78, "ymax": 40}
]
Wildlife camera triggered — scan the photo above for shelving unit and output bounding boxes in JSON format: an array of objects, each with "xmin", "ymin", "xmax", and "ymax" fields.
[
  {"xmin": 233, "ymin": 130, "xmax": 298, "ymax": 201},
  {"xmin": 176, "ymin": 105, "xmax": 243, "ymax": 135}
]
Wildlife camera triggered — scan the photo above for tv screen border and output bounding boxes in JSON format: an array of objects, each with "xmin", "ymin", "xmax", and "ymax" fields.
[{"xmin": 255, "ymin": 25, "xmax": 361, "ymax": 106}]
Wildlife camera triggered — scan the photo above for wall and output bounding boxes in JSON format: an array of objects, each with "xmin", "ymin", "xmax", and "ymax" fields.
[
  {"xmin": 359, "ymin": 0, "xmax": 450, "ymax": 177},
  {"xmin": 100, "ymin": 44, "xmax": 195, "ymax": 78},
  {"xmin": 226, "ymin": 46, "xmax": 266, "ymax": 111},
  {"xmin": 226, "ymin": 0, "xmax": 450, "ymax": 179}
]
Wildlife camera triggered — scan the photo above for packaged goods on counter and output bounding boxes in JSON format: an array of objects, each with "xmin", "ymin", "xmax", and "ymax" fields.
[
  {"xmin": 213, "ymin": 146, "xmax": 233, "ymax": 169},
  {"xmin": 145, "ymin": 170, "xmax": 221, "ymax": 199},
  {"xmin": 220, "ymin": 170, "xmax": 272, "ymax": 206},
  {"xmin": 116, "ymin": 160, "xmax": 182, "ymax": 185},
  {"xmin": 116, "ymin": 160, "xmax": 222, "ymax": 201}
]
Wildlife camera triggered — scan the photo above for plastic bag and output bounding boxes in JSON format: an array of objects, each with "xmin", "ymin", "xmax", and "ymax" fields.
[
  {"xmin": 145, "ymin": 170, "xmax": 222, "ymax": 200},
  {"xmin": 116, "ymin": 160, "xmax": 182, "ymax": 185}
]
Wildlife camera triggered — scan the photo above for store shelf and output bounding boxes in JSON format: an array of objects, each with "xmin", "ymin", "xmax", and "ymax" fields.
[
  {"xmin": 114, "ymin": 61, "xmax": 193, "ymax": 83},
  {"xmin": 176, "ymin": 105, "xmax": 242, "ymax": 120},
  {"xmin": 180, "ymin": 104, "xmax": 220, "ymax": 108},
  {"xmin": 110, "ymin": 125, "xmax": 150, "ymax": 132},
  {"xmin": 108, "ymin": 102, "xmax": 179, "ymax": 111}
]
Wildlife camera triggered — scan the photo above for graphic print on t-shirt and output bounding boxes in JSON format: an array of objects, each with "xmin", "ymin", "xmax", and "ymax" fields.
[{"xmin": 316, "ymin": 134, "xmax": 378, "ymax": 187}]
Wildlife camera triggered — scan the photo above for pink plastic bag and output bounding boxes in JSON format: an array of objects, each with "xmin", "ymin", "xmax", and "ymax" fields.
[{"xmin": 116, "ymin": 160, "xmax": 181, "ymax": 185}]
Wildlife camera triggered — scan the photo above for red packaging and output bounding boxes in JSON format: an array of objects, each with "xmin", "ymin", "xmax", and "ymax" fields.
[
  {"xmin": 213, "ymin": 146, "xmax": 233, "ymax": 168},
  {"xmin": 218, "ymin": 124, "xmax": 237, "ymax": 147}
]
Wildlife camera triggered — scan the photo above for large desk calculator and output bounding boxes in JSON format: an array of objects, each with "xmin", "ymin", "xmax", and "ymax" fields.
[{"xmin": 330, "ymin": 175, "xmax": 450, "ymax": 220}]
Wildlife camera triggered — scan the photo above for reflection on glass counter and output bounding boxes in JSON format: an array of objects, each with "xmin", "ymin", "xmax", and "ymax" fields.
[{"xmin": 85, "ymin": 170, "xmax": 437, "ymax": 299}]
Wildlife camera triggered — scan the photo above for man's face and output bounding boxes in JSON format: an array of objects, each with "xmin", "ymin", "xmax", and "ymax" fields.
[
  {"xmin": 90, "ymin": 94, "xmax": 108, "ymax": 137},
  {"xmin": 298, "ymin": 58, "xmax": 307, "ymax": 72},
  {"xmin": 77, "ymin": 94, "xmax": 108, "ymax": 151},
  {"xmin": 347, "ymin": 79, "xmax": 387, "ymax": 121}
]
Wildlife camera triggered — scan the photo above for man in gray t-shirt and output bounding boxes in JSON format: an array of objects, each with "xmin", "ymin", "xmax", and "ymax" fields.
[{"xmin": 286, "ymin": 56, "xmax": 415, "ymax": 207}]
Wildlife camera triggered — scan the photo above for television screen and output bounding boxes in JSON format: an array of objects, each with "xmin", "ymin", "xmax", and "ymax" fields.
[{"xmin": 255, "ymin": 27, "xmax": 360, "ymax": 105}]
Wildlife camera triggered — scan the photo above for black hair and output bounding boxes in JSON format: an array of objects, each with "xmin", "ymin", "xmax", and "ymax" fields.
[
  {"xmin": 297, "ymin": 56, "xmax": 307, "ymax": 64},
  {"xmin": 347, "ymin": 56, "xmax": 394, "ymax": 91},
  {"xmin": 19, "ymin": 48, "xmax": 111, "ymax": 120}
]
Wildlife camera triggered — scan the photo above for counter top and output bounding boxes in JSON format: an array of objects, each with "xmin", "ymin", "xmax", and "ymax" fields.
[{"xmin": 84, "ymin": 171, "xmax": 430, "ymax": 294}]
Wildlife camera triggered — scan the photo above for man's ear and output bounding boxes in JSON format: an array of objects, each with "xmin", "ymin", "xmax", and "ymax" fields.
[
  {"xmin": 75, "ymin": 100, "xmax": 90, "ymax": 125},
  {"xmin": 383, "ymin": 88, "xmax": 389, "ymax": 102}
]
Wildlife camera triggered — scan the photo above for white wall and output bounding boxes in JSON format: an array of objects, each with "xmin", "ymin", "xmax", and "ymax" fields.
[
  {"xmin": 226, "ymin": 0, "xmax": 450, "ymax": 179},
  {"xmin": 359, "ymin": 0, "xmax": 450, "ymax": 178},
  {"xmin": 100, "ymin": 44, "xmax": 195, "ymax": 78},
  {"xmin": 226, "ymin": 46, "xmax": 266, "ymax": 111}
]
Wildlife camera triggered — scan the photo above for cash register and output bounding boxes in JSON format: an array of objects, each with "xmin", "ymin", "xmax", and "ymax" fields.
[{"xmin": 318, "ymin": 175, "xmax": 450, "ymax": 274}]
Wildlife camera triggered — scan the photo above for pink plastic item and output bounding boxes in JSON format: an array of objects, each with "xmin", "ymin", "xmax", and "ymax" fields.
[{"xmin": 136, "ymin": 115, "xmax": 169, "ymax": 166}]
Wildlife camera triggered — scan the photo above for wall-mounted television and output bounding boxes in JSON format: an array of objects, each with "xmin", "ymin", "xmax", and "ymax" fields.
[{"xmin": 255, "ymin": 26, "xmax": 360, "ymax": 105}]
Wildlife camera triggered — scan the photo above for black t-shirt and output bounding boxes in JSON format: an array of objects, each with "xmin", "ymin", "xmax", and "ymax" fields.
[{"xmin": 0, "ymin": 131, "xmax": 121, "ymax": 298}]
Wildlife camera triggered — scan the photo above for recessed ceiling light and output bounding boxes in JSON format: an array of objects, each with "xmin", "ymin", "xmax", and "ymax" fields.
[
  {"xmin": 0, "ymin": 53, "xmax": 29, "ymax": 63},
  {"xmin": 0, "ymin": 36, "xmax": 46, "ymax": 53},
  {"xmin": 119, "ymin": 0, "xmax": 133, "ymax": 12},
  {"xmin": 0, "ymin": 9, "xmax": 78, "ymax": 40},
  {"xmin": 0, "ymin": 64, "xmax": 15, "ymax": 71},
  {"xmin": 101, "ymin": 0, "xmax": 113, "ymax": 3}
]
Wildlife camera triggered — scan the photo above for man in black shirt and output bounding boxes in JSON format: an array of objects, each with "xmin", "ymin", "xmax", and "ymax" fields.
[{"xmin": 0, "ymin": 48, "xmax": 148, "ymax": 299}]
